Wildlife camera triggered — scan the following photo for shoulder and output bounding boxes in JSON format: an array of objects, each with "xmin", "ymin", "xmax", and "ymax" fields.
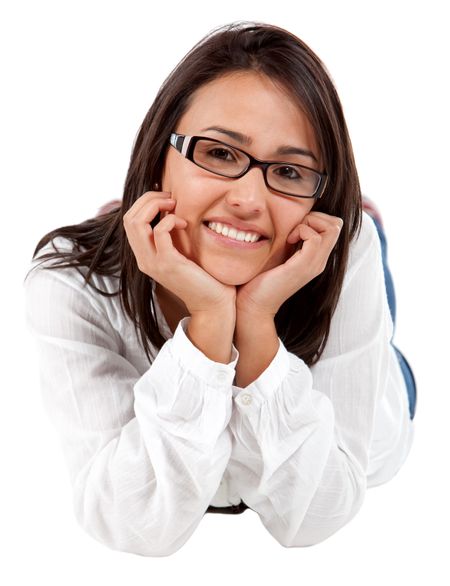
[
  {"xmin": 28, "ymin": 235, "xmax": 84, "ymax": 270},
  {"xmin": 23, "ymin": 236, "xmax": 120, "ymax": 318},
  {"xmin": 25, "ymin": 236, "xmax": 90, "ymax": 290}
]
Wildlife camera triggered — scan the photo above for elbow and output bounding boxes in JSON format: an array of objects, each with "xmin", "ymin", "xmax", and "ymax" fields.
[
  {"xmin": 282, "ymin": 506, "xmax": 365, "ymax": 548},
  {"xmin": 73, "ymin": 487, "xmax": 199, "ymax": 557},
  {"xmin": 279, "ymin": 483, "xmax": 367, "ymax": 548},
  {"xmin": 74, "ymin": 508, "xmax": 192, "ymax": 557},
  {"xmin": 268, "ymin": 457, "xmax": 367, "ymax": 549}
]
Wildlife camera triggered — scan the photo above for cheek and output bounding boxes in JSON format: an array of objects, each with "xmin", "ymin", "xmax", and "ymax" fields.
[
  {"xmin": 271, "ymin": 241, "xmax": 296, "ymax": 267},
  {"xmin": 286, "ymin": 198, "xmax": 315, "ymax": 228},
  {"xmin": 269, "ymin": 203, "xmax": 313, "ymax": 263},
  {"xmin": 163, "ymin": 172, "xmax": 210, "ymax": 218}
]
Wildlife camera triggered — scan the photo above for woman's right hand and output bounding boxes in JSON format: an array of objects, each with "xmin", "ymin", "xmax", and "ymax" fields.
[{"xmin": 123, "ymin": 191, "xmax": 236, "ymax": 315}]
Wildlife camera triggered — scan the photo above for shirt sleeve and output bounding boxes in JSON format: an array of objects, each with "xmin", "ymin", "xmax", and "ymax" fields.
[
  {"xmin": 23, "ymin": 264, "xmax": 238, "ymax": 557},
  {"xmin": 227, "ymin": 214, "xmax": 403, "ymax": 547}
]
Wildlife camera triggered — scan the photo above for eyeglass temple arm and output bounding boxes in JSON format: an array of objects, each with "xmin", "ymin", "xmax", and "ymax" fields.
[{"xmin": 170, "ymin": 133, "xmax": 192, "ymax": 156}]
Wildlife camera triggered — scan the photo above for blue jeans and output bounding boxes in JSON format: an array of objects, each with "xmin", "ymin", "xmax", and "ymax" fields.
[{"xmin": 371, "ymin": 217, "xmax": 417, "ymax": 420}]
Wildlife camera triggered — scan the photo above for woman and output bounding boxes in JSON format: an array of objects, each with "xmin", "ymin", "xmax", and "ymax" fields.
[{"xmin": 23, "ymin": 21, "xmax": 416, "ymax": 556}]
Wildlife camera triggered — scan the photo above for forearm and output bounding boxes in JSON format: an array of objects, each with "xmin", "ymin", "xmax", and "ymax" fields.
[
  {"xmin": 187, "ymin": 306, "xmax": 236, "ymax": 364},
  {"xmin": 234, "ymin": 312, "xmax": 279, "ymax": 388}
]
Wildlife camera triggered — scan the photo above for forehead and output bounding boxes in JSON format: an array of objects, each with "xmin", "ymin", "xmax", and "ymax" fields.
[{"xmin": 177, "ymin": 71, "xmax": 319, "ymax": 157}]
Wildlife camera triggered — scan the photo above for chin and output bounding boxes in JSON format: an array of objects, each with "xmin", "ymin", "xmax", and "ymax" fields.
[{"xmin": 204, "ymin": 265, "xmax": 258, "ymax": 286}]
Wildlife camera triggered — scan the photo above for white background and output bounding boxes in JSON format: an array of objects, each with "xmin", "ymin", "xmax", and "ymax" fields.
[{"xmin": 2, "ymin": 0, "xmax": 449, "ymax": 583}]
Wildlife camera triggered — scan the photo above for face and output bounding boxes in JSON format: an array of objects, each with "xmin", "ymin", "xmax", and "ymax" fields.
[{"xmin": 161, "ymin": 71, "xmax": 321, "ymax": 286}]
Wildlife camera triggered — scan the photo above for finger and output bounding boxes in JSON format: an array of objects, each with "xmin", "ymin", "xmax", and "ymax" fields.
[
  {"xmin": 125, "ymin": 192, "xmax": 172, "ymax": 221},
  {"xmin": 286, "ymin": 223, "xmax": 319, "ymax": 244},
  {"xmin": 152, "ymin": 214, "xmax": 188, "ymax": 253},
  {"xmin": 124, "ymin": 198, "xmax": 176, "ymax": 232},
  {"xmin": 290, "ymin": 223, "xmax": 340, "ymax": 276},
  {"xmin": 299, "ymin": 223, "xmax": 340, "ymax": 261},
  {"xmin": 303, "ymin": 212, "xmax": 344, "ymax": 232},
  {"xmin": 123, "ymin": 200, "xmax": 177, "ymax": 265},
  {"xmin": 287, "ymin": 213, "xmax": 342, "ymax": 245},
  {"xmin": 305, "ymin": 213, "xmax": 343, "ymax": 250},
  {"xmin": 123, "ymin": 191, "xmax": 172, "ymax": 220}
]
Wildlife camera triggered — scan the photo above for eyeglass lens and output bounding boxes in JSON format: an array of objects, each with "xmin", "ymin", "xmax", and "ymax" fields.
[{"xmin": 193, "ymin": 139, "xmax": 319, "ymax": 197}]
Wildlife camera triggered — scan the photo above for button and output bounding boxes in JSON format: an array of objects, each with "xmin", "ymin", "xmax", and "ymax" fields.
[
  {"xmin": 241, "ymin": 393, "xmax": 252, "ymax": 405},
  {"xmin": 217, "ymin": 371, "xmax": 228, "ymax": 382}
]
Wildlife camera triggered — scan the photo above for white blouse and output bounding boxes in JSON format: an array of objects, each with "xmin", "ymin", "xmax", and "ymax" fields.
[{"xmin": 23, "ymin": 211, "xmax": 414, "ymax": 556}]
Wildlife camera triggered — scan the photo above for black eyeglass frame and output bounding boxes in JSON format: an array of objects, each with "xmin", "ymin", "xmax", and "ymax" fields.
[{"xmin": 169, "ymin": 132, "xmax": 328, "ymax": 199}]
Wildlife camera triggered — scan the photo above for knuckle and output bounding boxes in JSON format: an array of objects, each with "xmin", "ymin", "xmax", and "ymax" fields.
[
  {"xmin": 123, "ymin": 211, "xmax": 135, "ymax": 223},
  {"xmin": 125, "ymin": 217, "xmax": 138, "ymax": 228}
]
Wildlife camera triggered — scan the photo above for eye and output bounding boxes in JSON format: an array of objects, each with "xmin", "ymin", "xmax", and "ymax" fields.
[
  {"xmin": 273, "ymin": 165, "xmax": 303, "ymax": 180},
  {"xmin": 207, "ymin": 147, "xmax": 237, "ymax": 161}
]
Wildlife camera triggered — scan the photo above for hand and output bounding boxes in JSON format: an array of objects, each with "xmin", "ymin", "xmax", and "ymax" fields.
[
  {"xmin": 235, "ymin": 211, "xmax": 343, "ymax": 318},
  {"xmin": 123, "ymin": 191, "xmax": 236, "ymax": 314}
]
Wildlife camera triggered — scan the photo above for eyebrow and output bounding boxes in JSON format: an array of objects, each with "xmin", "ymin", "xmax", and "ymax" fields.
[{"xmin": 201, "ymin": 126, "xmax": 318, "ymax": 163}]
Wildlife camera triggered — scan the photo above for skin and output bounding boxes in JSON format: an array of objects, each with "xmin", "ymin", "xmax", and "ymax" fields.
[
  {"xmin": 123, "ymin": 70, "xmax": 343, "ymax": 382},
  {"xmin": 161, "ymin": 71, "xmax": 318, "ymax": 284}
]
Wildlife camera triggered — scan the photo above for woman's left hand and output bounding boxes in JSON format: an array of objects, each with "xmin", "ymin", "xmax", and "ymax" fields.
[{"xmin": 235, "ymin": 211, "xmax": 344, "ymax": 317}]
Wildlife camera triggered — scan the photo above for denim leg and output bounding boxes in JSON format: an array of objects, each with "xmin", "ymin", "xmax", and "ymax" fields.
[
  {"xmin": 372, "ymin": 218, "xmax": 397, "ymax": 327},
  {"xmin": 393, "ymin": 348, "xmax": 417, "ymax": 420},
  {"xmin": 370, "ymin": 216, "xmax": 417, "ymax": 420}
]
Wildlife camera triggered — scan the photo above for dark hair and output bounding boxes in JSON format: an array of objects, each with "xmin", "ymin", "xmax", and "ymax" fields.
[{"xmin": 25, "ymin": 21, "xmax": 362, "ymax": 367}]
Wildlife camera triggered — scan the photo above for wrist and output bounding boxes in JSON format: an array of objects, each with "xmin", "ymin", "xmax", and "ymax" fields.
[
  {"xmin": 187, "ymin": 306, "xmax": 236, "ymax": 364},
  {"xmin": 234, "ymin": 310, "xmax": 277, "ymax": 348},
  {"xmin": 235, "ymin": 308, "xmax": 275, "ymax": 331},
  {"xmin": 233, "ymin": 312, "xmax": 279, "ymax": 388},
  {"xmin": 191, "ymin": 302, "xmax": 236, "ymax": 324}
]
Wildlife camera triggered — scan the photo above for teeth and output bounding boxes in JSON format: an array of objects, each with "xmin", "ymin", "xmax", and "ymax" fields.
[{"xmin": 207, "ymin": 222, "xmax": 261, "ymax": 243}]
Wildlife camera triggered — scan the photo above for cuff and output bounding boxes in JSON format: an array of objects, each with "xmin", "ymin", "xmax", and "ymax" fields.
[
  {"xmin": 232, "ymin": 340, "xmax": 311, "ymax": 410},
  {"xmin": 169, "ymin": 316, "xmax": 239, "ymax": 388}
]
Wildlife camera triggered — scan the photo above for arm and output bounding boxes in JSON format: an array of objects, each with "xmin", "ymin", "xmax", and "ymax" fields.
[
  {"xmin": 233, "ymin": 312, "xmax": 279, "ymax": 388},
  {"xmin": 227, "ymin": 213, "xmax": 408, "ymax": 547},
  {"xmin": 24, "ymin": 264, "xmax": 237, "ymax": 557},
  {"xmin": 188, "ymin": 305, "xmax": 236, "ymax": 364}
]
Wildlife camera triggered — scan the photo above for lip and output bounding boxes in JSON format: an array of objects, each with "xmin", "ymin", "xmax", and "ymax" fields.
[
  {"xmin": 202, "ymin": 223, "xmax": 268, "ymax": 249},
  {"xmin": 203, "ymin": 217, "xmax": 270, "ymax": 239}
]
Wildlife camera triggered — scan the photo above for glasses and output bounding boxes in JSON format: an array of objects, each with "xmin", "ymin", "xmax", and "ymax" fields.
[{"xmin": 169, "ymin": 132, "xmax": 328, "ymax": 199}]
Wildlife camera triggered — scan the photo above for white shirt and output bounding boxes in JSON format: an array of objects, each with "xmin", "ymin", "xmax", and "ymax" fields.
[{"xmin": 23, "ymin": 211, "xmax": 414, "ymax": 556}]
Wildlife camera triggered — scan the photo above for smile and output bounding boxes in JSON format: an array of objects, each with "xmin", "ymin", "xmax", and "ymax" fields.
[
  {"xmin": 202, "ymin": 222, "xmax": 268, "ymax": 249},
  {"xmin": 206, "ymin": 221, "xmax": 262, "ymax": 242}
]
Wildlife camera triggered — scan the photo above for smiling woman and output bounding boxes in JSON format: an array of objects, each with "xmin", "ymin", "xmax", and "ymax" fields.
[
  {"xmin": 23, "ymin": 21, "xmax": 415, "ymax": 556},
  {"xmin": 160, "ymin": 72, "xmax": 321, "ymax": 287}
]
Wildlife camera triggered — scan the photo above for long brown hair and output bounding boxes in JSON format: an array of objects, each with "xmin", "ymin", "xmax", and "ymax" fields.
[{"xmin": 25, "ymin": 21, "xmax": 362, "ymax": 366}]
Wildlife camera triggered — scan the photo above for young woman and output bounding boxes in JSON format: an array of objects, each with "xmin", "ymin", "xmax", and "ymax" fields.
[{"xmin": 23, "ymin": 21, "xmax": 416, "ymax": 556}]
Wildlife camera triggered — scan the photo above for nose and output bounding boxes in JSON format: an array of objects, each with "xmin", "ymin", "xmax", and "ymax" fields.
[{"xmin": 224, "ymin": 167, "xmax": 268, "ymax": 214}]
